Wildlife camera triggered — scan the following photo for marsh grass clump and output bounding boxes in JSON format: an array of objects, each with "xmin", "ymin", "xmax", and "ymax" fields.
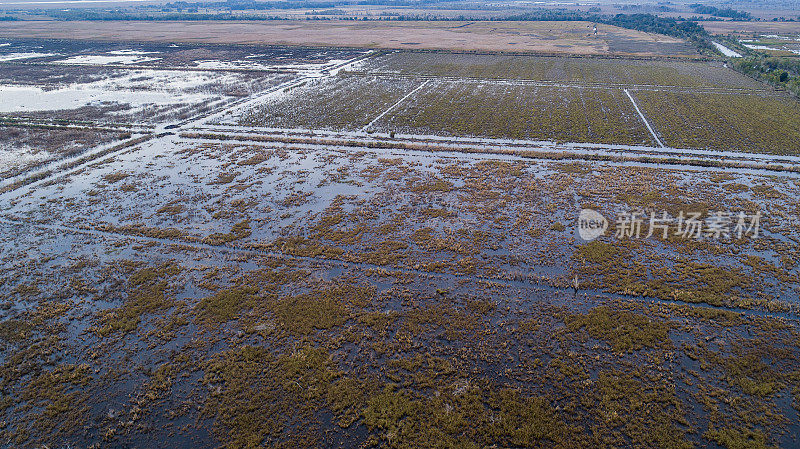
[
  {"xmin": 96, "ymin": 263, "xmax": 182, "ymax": 336},
  {"xmin": 363, "ymin": 385, "xmax": 570, "ymax": 448},
  {"xmin": 0, "ymin": 319, "xmax": 33, "ymax": 343},
  {"xmin": 271, "ymin": 284, "xmax": 374, "ymax": 335},
  {"xmin": 575, "ymin": 241, "xmax": 619, "ymax": 264},
  {"xmin": 128, "ymin": 262, "xmax": 181, "ymax": 287},
  {"xmin": 670, "ymin": 262, "xmax": 752, "ymax": 307},
  {"xmin": 202, "ymin": 346, "xmax": 291, "ymax": 448},
  {"xmin": 671, "ymin": 304, "xmax": 743, "ymax": 326},
  {"xmin": 195, "ymin": 286, "xmax": 259, "ymax": 326},
  {"xmin": 102, "ymin": 171, "xmax": 129, "ymax": 183},
  {"xmin": 97, "ymin": 281, "xmax": 172, "ymax": 336},
  {"xmin": 202, "ymin": 345, "xmax": 355, "ymax": 448},
  {"xmin": 10, "ymin": 283, "xmax": 41, "ymax": 298},
  {"xmin": 721, "ymin": 353, "xmax": 783, "ymax": 397},
  {"xmin": 202, "ymin": 220, "xmax": 251, "ymax": 245},
  {"xmin": 565, "ymin": 306, "xmax": 672, "ymax": 352},
  {"xmin": 97, "ymin": 222, "xmax": 188, "ymax": 240},
  {"xmin": 588, "ymin": 370, "xmax": 693, "ymax": 449},
  {"xmin": 705, "ymin": 426, "xmax": 777, "ymax": 449},
  {"xmin": 207, "ymin": 171, "xmax": 239, "ymax": 185},
  {"xmin": 16, "ymin": 363, "xmax": 92, "ymax": 444},
  {"xmin": 156, "ymin": 201, "xmax": 185, "ymax": 216},
  {"xmin": 410, "ymin": 179, "xmax": 454, "ymax": 193},
  {"xmin": 269, "ymin": 236, "xmax": 345, "ymax": 258}
]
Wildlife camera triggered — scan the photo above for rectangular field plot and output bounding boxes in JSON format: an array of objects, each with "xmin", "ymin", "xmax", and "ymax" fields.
[
  {"xmin": 238, "ymin": 75, "xmax": 422, "ymax": 130},
  {"xmin": 633, "ymin": 90, "xmax": 800, "ymax": 154},
  {"xmin": 374, "ymin": 81, "xmax": 654, "ymax": 145},
  {"xmin": 355, "ymin": 52, "xmax": 767, "ymax": 90}
]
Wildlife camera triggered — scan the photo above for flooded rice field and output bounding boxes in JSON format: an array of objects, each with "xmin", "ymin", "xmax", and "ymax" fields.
[{"xmin": 1, "ymin": 40, "xmax": 799, "ymax": 448}]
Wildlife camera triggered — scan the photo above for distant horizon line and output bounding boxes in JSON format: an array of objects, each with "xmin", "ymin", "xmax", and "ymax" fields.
[{"xmin": 0, "ymin": 0, "xmax": 156, "ymax": 4}]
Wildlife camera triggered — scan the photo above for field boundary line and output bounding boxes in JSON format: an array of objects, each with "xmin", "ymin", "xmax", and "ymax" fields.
[
  {"xmin": 625, "ymin": 88, "xmax": 665, "ymax": 148},
  {"xmin": 347, "ymin": 71, "xmax": 774, "ymax": 95},
  {"xmin": 190, "ymin": 125, "xmax": 800, "ymax": 165},
  {"xmin": 179, "ymin": 131, "xmax": 800, "ymax": 176},
  {"xmin": 362, "ymin": 79, "xmax": 430, "ymax": 131}
]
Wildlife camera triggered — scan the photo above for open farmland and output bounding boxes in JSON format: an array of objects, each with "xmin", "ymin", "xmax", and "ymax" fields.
[
  {"xmin": 241, "ymin": 75, "xmax": 422, "ymax": 131},
  {"xmin": 633, "ymin": 90, "xmax": 800, "ymax": 154},
  {"xmin": 2, "ymin": 34, "xmax": 800, "ymax": 449},
  {"xmin": 372, "ymin": 81, "xmax": 653, "ymax": 144},
  {"xmin": 357, "ymin": 51, "xmax": 769, "ymax": 89},
  {"xmin": 702, "ymin": 20, "xmax": 800, "ymax": 38},
  {"xmin": 238, "ymin": 75, "xmax": 654, "ymax": 144},
  {"xmin": 234, "ymin": 51, "xmax": 800, "ymax": 152}
]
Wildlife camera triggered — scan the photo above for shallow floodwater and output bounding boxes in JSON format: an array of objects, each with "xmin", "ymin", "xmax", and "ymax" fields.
[
  {"xmin": 742, "ymin": 43, "xmax": 800, "ymax": 55},
  {"xmin": 0, "ymin": 84, "xmax": 206, "ymax": 113},
  {"xmin": 0, "ymin": 52, "xmax": 57, "ymax": 62},
  {"xmin": 56, "ymin": 54, "xmax": 162, "ymax": 65},
  {"xmin": 712, "ymin": 42, "xmax": 741, "ymax": 58}
]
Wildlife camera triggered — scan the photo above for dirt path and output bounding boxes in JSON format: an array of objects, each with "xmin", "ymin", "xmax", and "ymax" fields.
[
  {"xmin": 362, "ymin": 79, "xmax": 430, "ymax": 131},
  {"xmin": 624, "ymin": 88, "xmax": 665, "ymax": 148}
]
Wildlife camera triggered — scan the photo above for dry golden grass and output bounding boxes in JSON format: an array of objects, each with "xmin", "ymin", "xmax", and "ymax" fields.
[
  {"xmin": 0, "ymin": 20, "xmax": 692, "ymax": 55},
  {"xmin": 702, "ymin": 21, "xmax": 800, "ymax": 37}
]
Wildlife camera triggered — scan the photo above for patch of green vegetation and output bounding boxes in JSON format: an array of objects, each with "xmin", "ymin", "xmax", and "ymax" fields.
[
  {"xmin": 705, "ymin": 426, "xmax": 777, "ymax": 449},
  {"xmin": 0, "ymin": 319, "xmax": 33, "ymax": 343},
  {"xmin": 208, "ymin": 171, "xmax": 239, "ymax": 185},
  {"xmin": 11, "ymin": 283, "xmax": 40, "ymax": 298},
  {"xmin": 97, "ymin": 281, "xmax": 172, "ymax": 336},
  {"xmin": 575, "ymin": 241, "xmax": 619, "ymax": 263},
  {"xmin": 565, "ymin": 306, "xmax": 672, "ymax": 352},
  {"xmin": 202, "ymin": 345, "xmax": 363, "ymax": 448},
  {"xmin": 97, "ymin": 222, "xmax": 188, "ymax": 240},
  {"xmin": 156, "ymin": 202, "xmax": 185, "ymax": 215},
  {"xmin": 19, "ymin": 364, "xmax": 92, "ymax": 442},
  {"xmin": 128, "ymin": 262, "xmax": 181, "ymax": 287},
  {"xmin": 195, "ymin": 286, "xmax": 259, "ymax": 326},
  {"xmin": 96, "ymin": 264, "xmax": 182, "ymax": 336},
  {"xmin": 271, "ymin": 285, "xmax": 374, "ymax": 335},
  {"xmin": 410, "ymin": 179, "xmax": 454, "ymax": 193},
  {"xmin": 202, "ymin": 346, "xmax": 289, "ymax": 449},
  {"xmin": 102, "ymin": 171, "xmax": 129, "ymax": 183},
  {"xmin": 363, "ymin": 385, "xmax": 569, "ymax": 448},
  {"xmin": 670, "ymin": 262, "xmax": 752, "ymax": 307},
  {"xmin": 722, "ymin": 354, "xmax": 782, "ymax": 397},
  {"xmin": 590, "ymin": 370, "xmax": 693, "ymax": 448},
  {"xmin": 269, "ymin": 236, "xmax": 345, "ymax": 259},
  {"xmin": 203, "ymin": 220, "xmax": 252, "ymax": 245},
  {"xmin": 672, "ymin": 305, "xmax": 742, "ymax": 327}
]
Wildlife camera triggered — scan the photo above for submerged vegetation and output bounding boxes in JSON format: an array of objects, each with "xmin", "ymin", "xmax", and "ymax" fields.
[{"xmin": 1, "ymin": 35, "xmax": 799, "ymax": 448}]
